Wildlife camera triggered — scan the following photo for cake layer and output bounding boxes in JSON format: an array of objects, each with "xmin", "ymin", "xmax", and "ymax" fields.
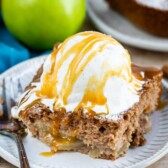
[
  {"xmin": 106, "ymin": 0, "xmax": 168, "ymax": 37},
  {"xmin": 18, "ymin": 65, "xmax": 162, "ymax": 160}
]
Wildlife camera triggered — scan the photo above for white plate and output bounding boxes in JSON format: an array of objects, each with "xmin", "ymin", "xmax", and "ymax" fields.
[
  {"xmin": 87, "ymin": 0, "xmax": 168, "ymax": 52},
  {"xmin": 1, "ymin": 56, "xmax": 168, "ymax": 168}
]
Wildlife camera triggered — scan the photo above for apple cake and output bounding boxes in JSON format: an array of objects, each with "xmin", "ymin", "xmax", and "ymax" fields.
[
  {"xmin": 15, "ymin": 31, "xmax": 163, "ymax": 160},
  {"xmin": 106, "ymin": 0, "xmax": 168, "ymax": 37}
]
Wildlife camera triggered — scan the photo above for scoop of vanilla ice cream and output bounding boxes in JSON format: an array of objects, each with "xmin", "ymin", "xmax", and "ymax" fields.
[{"xmin": 18, "ymin": 31, "xmax": 143, "ymax": 120}]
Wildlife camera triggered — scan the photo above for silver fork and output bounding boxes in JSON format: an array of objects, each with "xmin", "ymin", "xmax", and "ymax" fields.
[{"xmin": 0, "ymin": 78, "xmax": 30, "ymax": 168}]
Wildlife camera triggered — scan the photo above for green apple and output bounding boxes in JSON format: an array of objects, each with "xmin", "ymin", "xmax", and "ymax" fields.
[{"xmin": 1, "ymin": 0, "xmax": 85, "ymax": 50}]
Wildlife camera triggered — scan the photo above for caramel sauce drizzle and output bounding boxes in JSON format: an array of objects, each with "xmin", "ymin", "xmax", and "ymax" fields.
[
  {"xmin": 75, "ymin": 68, "xmax": 130, "ymax": 112},
  {"xmin": 36, "ymin": 32, "xmax": 142, "ymax": 114},
  {"xmin": 48, "ymin": 118, "xmax": 77, "ymax": 152},
  {"xmin": 19, "ymin": 99, "xmax": 41, "ymax": 118},
  {"xmin": 132, "ymin": 64, "xmax": 161, "ymax": 80},
  {"xmin": 19, "ymin": 86, "xmax": 36, "ymax": 106},
  {"xmin": 36, "ymin": 48, "xmax": 59, "ymax": 99},
  {"xmin": 40, "ymin": 151, "xmax": 55, "ymax": 157}
]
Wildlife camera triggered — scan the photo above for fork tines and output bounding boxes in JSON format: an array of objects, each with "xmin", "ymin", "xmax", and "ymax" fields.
[
  {"xmin": 1, "ymin": 78, "xmax": 23, "ymax": 121},
  {"xmin": 2, "ymin": 78, "xmax": 9, "ymax": 120}
]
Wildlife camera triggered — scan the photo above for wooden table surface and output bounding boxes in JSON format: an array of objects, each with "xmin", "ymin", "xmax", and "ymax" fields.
[{"xmin": 0, "ymin": 18, "xmax": 168, "ymax": 168}]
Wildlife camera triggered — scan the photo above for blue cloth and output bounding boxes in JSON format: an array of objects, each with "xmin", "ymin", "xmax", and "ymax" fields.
[{"xmin": 0, "ymin": 12, "xmax": 50, "ymax": 73}]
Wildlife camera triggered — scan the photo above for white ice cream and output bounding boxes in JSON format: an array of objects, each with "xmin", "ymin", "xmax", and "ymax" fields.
[{"xmin": 16, "ymin": 31, "xmax": 143, "ymax": 120}]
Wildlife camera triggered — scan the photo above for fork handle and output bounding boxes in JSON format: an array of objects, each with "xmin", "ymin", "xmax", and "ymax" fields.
[{"xmin": 12, "ymin": 133, "xmax": 30, "ymax": 168}]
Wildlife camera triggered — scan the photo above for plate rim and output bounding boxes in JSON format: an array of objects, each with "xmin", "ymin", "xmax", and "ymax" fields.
[
  {"xmin": 0, "ymin": 56, "xmax": 168, "ymax": 168},
  {"xmin": 87, "ymin": 0, "xmax": 168, "ymax": 52},
  {"xmin": 0, "ymin": 55, "xmax": 46, "ymax": 79}
]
